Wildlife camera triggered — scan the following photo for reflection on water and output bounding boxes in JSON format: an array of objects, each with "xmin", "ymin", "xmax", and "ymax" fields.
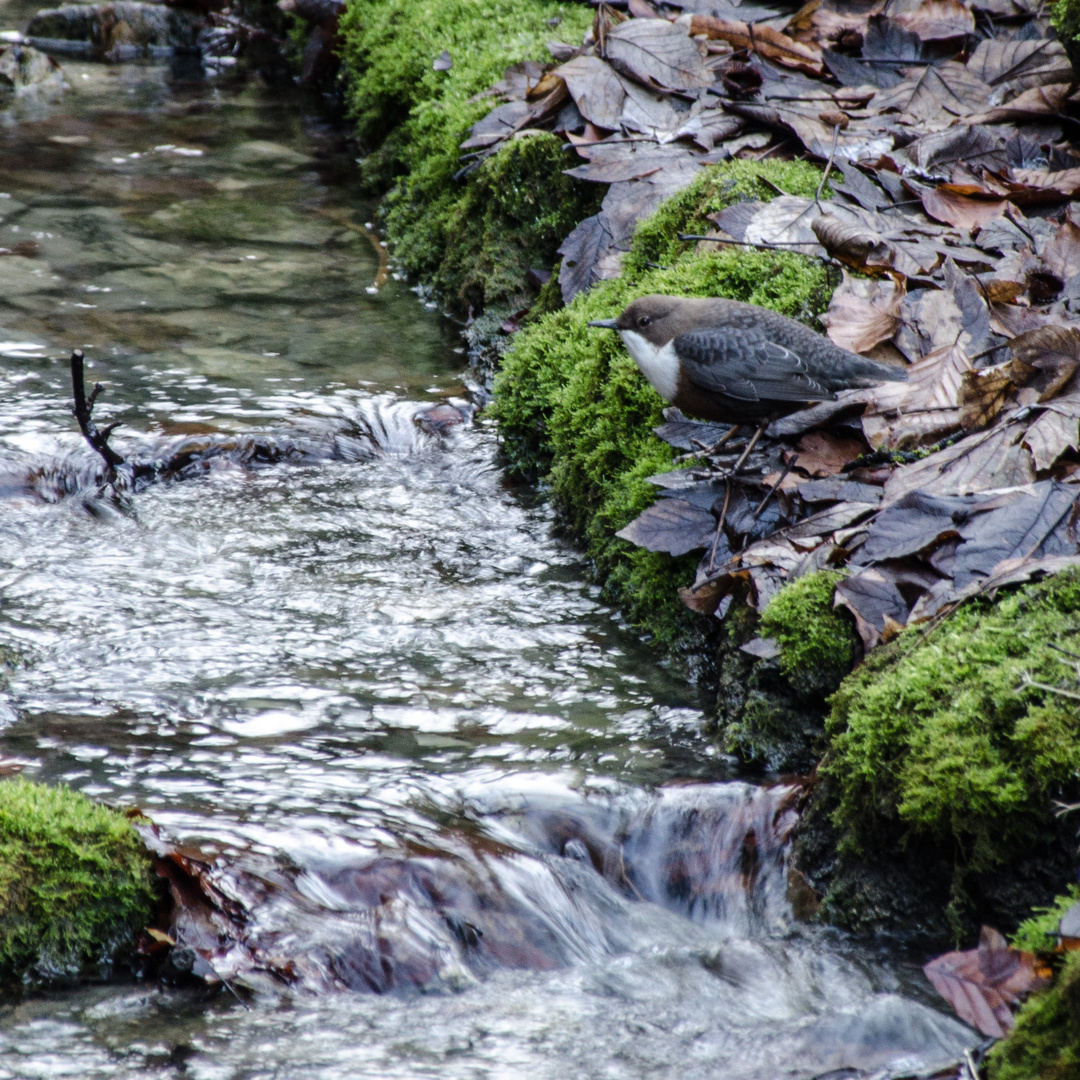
[{"xmin": 0, "ymin": 43, "xmax": 975, "ymax": 1080}]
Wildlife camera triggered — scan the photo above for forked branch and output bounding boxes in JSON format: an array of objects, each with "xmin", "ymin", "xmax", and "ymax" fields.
[{"xmin": 70, "ymin": 349, "xmax": 125, "ymax": 471}]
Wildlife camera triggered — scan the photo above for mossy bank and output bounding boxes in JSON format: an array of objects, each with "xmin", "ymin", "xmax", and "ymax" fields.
[
  {"xmin": 335, "ymin": 0, "xmax": 1080, "ymax": 967},
  {"xmin": 0, "ymin": 778, "xmax": 157, "ymax": 991},
  {"xmin": 338, "ymin": 0, "xmax": 598, "ymax": 321}
]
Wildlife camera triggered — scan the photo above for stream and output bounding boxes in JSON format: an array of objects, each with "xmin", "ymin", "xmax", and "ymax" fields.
[{"xmin": 0, "ymin": 39, "xmax": 978, "ymax": 1080}]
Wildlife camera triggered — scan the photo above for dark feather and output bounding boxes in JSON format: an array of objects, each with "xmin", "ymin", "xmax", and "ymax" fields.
[{"xmin": 675, "ymin": 329, "xmax": 837, "ymax": 404}]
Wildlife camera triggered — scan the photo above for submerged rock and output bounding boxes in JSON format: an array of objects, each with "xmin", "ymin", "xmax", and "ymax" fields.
[
  {"xmin": 0, "ymin": 44, "xmax": 66, "ymax": 96},
  {"xmin": 24, "ymin": 2, "xmax": 202, "ymax": 60}
]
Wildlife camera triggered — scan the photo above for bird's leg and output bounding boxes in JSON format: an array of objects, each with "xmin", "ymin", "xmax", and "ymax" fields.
[
  {"xmin": 677, "ymin": 424, "xmax": 742, "ymax": 462},
  {"xmin": 722, "ymin": 418, "xmax": 768, "ymax": 478}
]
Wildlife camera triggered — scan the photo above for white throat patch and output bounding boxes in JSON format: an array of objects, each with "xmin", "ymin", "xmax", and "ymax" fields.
[{"xmin": 618, "ymin": 330, "xmax": 680, "ymax": 403}]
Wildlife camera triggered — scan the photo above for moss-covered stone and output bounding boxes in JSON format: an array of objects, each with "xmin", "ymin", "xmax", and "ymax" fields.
[
  {"xmin": 760, "ymin": 570, "xmax": 856, "ymax": 696},
  {"xmin": 490, "ymin": 159, "xmax": 833, "ymax": 652},
  {"xmin": 337, "ymin": 0, "xmax": 595, "ymax": 316},
  {"xmin": 988, "ymin": 950, "xmax": 1080, "ymax": 1080},
  {"xmin": 0, "ymin": 778, "xmax": 157, "ymax": 990},
  {"xmin": 712, "ymin": 571, "xmax": 858, "ymax": 771},
  {"xmin": 808, "ymin": 570, "xmax": 1080, "ymax": 940}
]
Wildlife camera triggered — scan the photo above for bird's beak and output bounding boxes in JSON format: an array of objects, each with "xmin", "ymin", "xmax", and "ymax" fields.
[{"xmin": 587, "ymin": 319, "xmax": 619, "ymax": 330}]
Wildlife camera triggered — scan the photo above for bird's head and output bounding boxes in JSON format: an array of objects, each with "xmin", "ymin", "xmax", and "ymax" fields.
[{"xmin": 588, "ymin": 295, "xmax": 683, "ymax": 348}]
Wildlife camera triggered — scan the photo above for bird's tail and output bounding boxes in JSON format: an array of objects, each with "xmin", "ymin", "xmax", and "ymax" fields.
[{"xmin": 838, "ymin": 356, "xmax": 908, "ymax": 387}]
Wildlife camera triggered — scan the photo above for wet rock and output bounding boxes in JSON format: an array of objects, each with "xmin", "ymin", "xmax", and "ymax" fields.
[
  {"xmin": 0, "ymin": 44, "xmax": 66, "ymax": 96},
  {"xmin": 24, "ymin": 3, "xmax": 203, "ymax": 61}
]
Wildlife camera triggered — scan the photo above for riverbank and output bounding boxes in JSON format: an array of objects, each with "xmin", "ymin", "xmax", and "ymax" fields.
[{"xmin": 335, "ymin": 0, "xmax": 1080, "ymax": 956}]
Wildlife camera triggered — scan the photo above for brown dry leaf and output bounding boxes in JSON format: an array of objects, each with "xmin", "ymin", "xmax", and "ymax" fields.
[
  {"xmin": 1009, "ymin": 326, "xmax": 1080, "ymax": 402},
  {"xmin": 876, "ymin": 63, "xmax": 991, "ymax": 124},
  {"xmin": 812, "ymin": 215, "xmax": 896, "ymax": 275},
  {"xmin": 920, "ymin": 184, "xmax": 1009, "ymax": 231},
  {"xmin": 822, "ymin": 272, "xmax": 905, "ymax": 353},
  {"xmin": 793, "ymin": 431, "xmax": 868, "ymax": 476},
  {"xmin": 965, "ymin": 38, "xmax": 1073, "ymax": 93},
  {"xmin": 924, "ymin": 926, "xmax": 1046, "ymax": 1038},
  {"xmin": 958, "ymin": 359, "xmax": 1029, "ymax": 430},
  {"xmin": 686, "ymin": 13, "xmax": 825, "ymax": 75},
  {"xmin": 967, "ymin": 83, "xmax": 1072, "ymax": 124},
  {"xmin": 555, "ymin": 56, "xmax": 626, "ymax": 130},
  {"xmin": 1042, "ymin": 216, "xmax": 1080, "ymax": 285},
  {"xmin": 1024, "ymin": 408, "xmax": 1080, "ymax": 471},
  {"xmin": 893, "ymin": 0, "xmax": 974, "ymax": 40},
  {"xmin": 1009, "ymin": 169, "xmax": 1080, "ymax": 199},
  {"xmin": 605, "ymin": 18, "xmax": 713, "ymax": 91},
  {"xmin": 861, "ymin": 342, "xmax": 972, "ymax": 448}
]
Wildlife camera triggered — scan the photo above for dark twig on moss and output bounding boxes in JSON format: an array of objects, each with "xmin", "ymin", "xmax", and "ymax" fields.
[{"xmin": 70, "ymin": 349, "xmax": 125, "ymax": 472}]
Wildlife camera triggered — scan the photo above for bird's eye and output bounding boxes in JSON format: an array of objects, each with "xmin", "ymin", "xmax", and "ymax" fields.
[{"xmin": 638, "ymin": 316, "xmax": 651, "ymax": 328}]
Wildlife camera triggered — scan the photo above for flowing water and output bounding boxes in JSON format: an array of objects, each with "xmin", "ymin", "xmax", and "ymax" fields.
[{"xmin": 0, "ymin": 41, "xmax": 977, "ymax": 1080}]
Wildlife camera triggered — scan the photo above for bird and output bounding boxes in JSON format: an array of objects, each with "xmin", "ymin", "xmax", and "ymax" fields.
[{"xmin": 588, "ymin": 294, "xmax": 907, "ymax": 469}]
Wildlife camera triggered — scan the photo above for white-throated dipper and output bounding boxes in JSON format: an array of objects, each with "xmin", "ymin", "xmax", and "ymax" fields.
[{"xmin": 588, "ymin": 295, "xmax": 907, "ymax": 427}]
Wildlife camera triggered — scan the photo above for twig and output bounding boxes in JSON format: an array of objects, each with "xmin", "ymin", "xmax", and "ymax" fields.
[
  {"xmin": 707, "ymin": 479, "xmax": 732, "ymax": 575},
  {"xmin": 70, "ymin": 350, "xmax": 125, "ymax": 471},
  {"xmin": 1050, "ymin": 643, "xmax": 1080, "ymax": 662},
  {"xmin": 1017, "ymin": 674, "xmax": 1080, "ymax": 701},
  {"xmin": 750, "ymin": 456, "xmax": 797, "ymax": 523},
  {"xmin": 815, "ymin": 124, "xmax": 839, "ymax": 209}
]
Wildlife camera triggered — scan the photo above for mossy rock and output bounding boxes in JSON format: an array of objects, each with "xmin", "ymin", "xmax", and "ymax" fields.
[
  {"xmin": 760, "ymin": 570, "xmax": 856, "ymax": 697},
  {"xmin": 0, "ymin": 778, "xmax": 157, "ymax": 990},
  {"xmin": 988, "ymin": 949, "xmax": 1080, "ymax": 1080},
  {"xmin": 716, "ymin": 571, "xmax": 858, "ymax": 771},
  {"xmin": 337, "ymin": 0, "xmax": 595, "ymax": 316},
  {"xmin": 801, "ymin": 570, "xmax": 1080, "ymax": 943},
  {"xmin": 490, "ymin": 158, "xmax": 833, "ymax": 653}
]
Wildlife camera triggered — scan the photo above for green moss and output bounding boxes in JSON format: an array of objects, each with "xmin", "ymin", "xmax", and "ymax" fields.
[
  {"xmin": 0, "ymin": 778, "xmax": 156, "ymax": 989},
  {"xmin": 426, "ymin": 132, "xmax": 602, "ymax": 313},
  {"xmin": 490, "ymin": 159, "xmax": 832, "ymax": 648},
  {"xmin": 1053, "ymin": 0, "xmax": 1080, "ymax": 69},
  {"xmin": 824, "ymin": 570, "xmax": 1080, "ymax": 924},
  {"xmin": 987, "ymin": 951, "xmax": 1080, "ymax": 1080},
  {"xmin": 338, "ymin": 0, "xmax": 595, "ymax": 314},
  {"xmin": 759, "ymin": 570, "xmax": 856, "ymax": 696},
  {"xmin": 1012, "ymin": 887, "xmax": 1080, "ymax": 953}
]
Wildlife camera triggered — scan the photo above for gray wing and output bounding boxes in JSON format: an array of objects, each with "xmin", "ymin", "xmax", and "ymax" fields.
[{"xmin": 674, "ymin": 328, "xmax": 837, "ymax": 404}]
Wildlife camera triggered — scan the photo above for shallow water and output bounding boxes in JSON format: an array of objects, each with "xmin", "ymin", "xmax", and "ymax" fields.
[{"xmin": 0, "ymin": 44, "xmax": 976, "ymax": 1080}]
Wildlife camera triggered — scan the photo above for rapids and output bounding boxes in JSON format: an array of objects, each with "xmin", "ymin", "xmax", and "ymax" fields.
[{"xmin": 0, "ymin": 40, "xmax": 977, "ymax": 1080}]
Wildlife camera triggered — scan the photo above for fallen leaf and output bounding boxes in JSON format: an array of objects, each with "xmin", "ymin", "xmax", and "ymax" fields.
[
  {"xmin": 958, "ymin": 358, "xmax": 1033, "ymax": 431},
  {"xmin": 605, "ymin": 18, "xmax": 713, "ymax": 91},
  {"xmin": 1024, "ymin": 409, "xmax": 1080, "ymax": 471},
  {"xmin": 1009, "ymin": 169, "xmax": 1080, "ymax": 200},
  {"xmin": 555, "ymin": 55, "xmax": 626, "ymax": 129},
  {"xmin": 967, "ymin": 83, "xmax": 1072, "ymax": 125},
  {"xmin": 925, "ymin": 926, "xmax": 1045, "ymax": 1037},
  {"xmin": 812, "ymin": 215, "xmax": 896, "ymax": 275},
  {"xmin": 920, "ymin": 184, "xmax": 1009, "ymax": 231},
  {"xmin": 793, "ymin": 431, "xmax": 867, "ymax": 476},
  {"xmin": 821, "ymin": 272, "xmax": 905, "ymax": 353},
  {"xmin": 1008, "ymin": 326, "xmax": 1080, "ymax": 402},
  {"xmin": 966, "ymin": 38, "xmax": 1072, "ymax": 93},
  {"xmin": 686, "ymin": 12, "xmax": 825, "ymax": 75},
  {"xmin": 955, "ymin": 480, "xmax": 1080, "ymax": 589},
  {"xmin": 1042, "ymin": 216, "xmax": 1080, "ymax": 285},
  {"xmin": 893, "ymin": 0, "xmax": 974, "ymax": 40},
  {"xmin": 616, "ymin": 497, "xmax": 720, "ymax": 555}
]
